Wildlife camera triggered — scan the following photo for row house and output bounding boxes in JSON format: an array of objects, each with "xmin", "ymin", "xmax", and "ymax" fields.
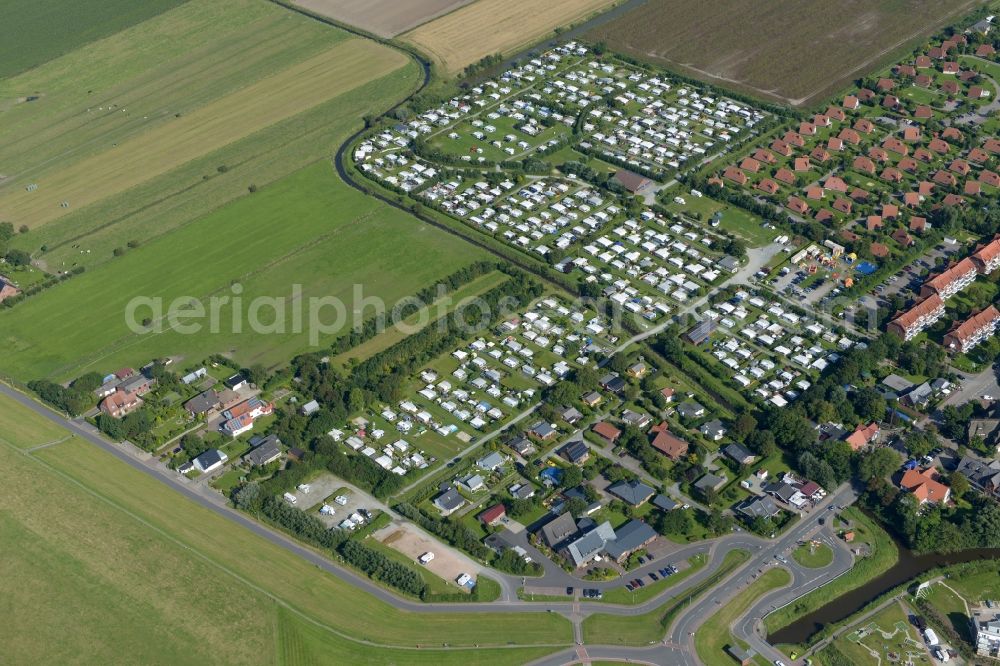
[
  {"xmin": 944, "ymin": 305, "xmax": 1000, "ymax": 354},
  {"xmin": 919, "ymin": 257, "xmax": 978, "ymax": 300},
  {"xmin": 887, "ymin": 294, "xmax": 945, "ymax": 341},
  {"xmin": 972, "ymin": 236, "xmax": 1000, "ymax": 274}
]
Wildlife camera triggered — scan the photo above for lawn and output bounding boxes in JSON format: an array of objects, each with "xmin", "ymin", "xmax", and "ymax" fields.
[
  {"xmin": 0, "ymin": 391, "xmax": 73, "ymax": 449},
  {"xmin": 0, "ymin": 390, "xmax": 571, "ymax": 660},
  {"xmin": 663, "ymin": 195, "xmax": 775, "ymax": 247},
  {"xmin": 694, "ymin": 567, "xmax": 792, "ymax": 666},
  {"xmin": 581, "ymin": 549, "xmax": 750, "ymax": 645},
  {"xmin": 589, "ymin": 0, "xmax": 988, "ymax": 106},
  {"xmin": 0, "ymin": 162, "xmax": 488, "ymax": 382},
  {"xmin": 792, "ymin": 542, "xmax": 835, "ymax": 569},
  {"xmin": 0, "ymin": 0, "xmax": 186, "ymax": 79}
]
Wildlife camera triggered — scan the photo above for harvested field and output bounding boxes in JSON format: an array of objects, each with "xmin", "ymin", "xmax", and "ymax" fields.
[
  {"xmin": 589, "ymin": 0, "xmax": 987, "ymax": 107},
  {"xmin": 292, "ymin": 0, "xmax": 476, "ymax": 38},
  {"xmin": 0, "ymin": 39, "xmax": 405, "ymax": 230},
  {"xmin": 403, "ymin": 0, "xmax": 619, "ymax": 74}
]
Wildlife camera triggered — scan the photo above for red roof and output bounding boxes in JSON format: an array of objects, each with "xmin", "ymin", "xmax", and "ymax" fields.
[
  {"xmin": 479, "ymin": 503, "xmax": 507, "ymax": 524},
  {"xmin": 649, "ymin": 423, "xmax": 689, "ymax": 461}
]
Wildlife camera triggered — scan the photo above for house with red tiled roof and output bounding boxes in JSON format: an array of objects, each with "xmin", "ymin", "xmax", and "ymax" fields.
[
  {"xmin": 799, "ymin": 121, "xmax": 816, "ymax": 135},
  {"xmin": 940, "ymin": 80, "xmax": 960, "ymax": 95},
  {"xmin": 929, "ymin": 138, "xmax": 950, "ymax": 154},
  {"xmin": 854, "ymin": 156, "xmax": 876, "ymax": 174},
  {"xmin": 855, "ymin": 118, "xmax": 875, "ymax": 134},
  {"xmin": 913, "ymin": 105, "xmax": 933, "ymax": 119},
  {"xmin": 0, "ymin": 276, "xmax": 20, "ymax": 303},
  {"xmin": 824, "ymin": 175, "xmax": 848, "ymax": 192},
  {"xmin": 740, "ymin": 156, "xmax": 761, "ymax": 172},
  {"xmin": 867, "ymin": 215, "xmax": 883, "ymax": 231},
  {"xmin": 827, "ymin": 136, "xmax": 844, "ymax": 152},
  {"xmin": 783, "ymin": 131, "xmax": 806, "ymax": 147},
  {"xmin": 770, "ymin": 139, "xmax": 793, "ymax": 157},
  {"xmin": 479, "ymin": 503, "xmax": 507, "ymax": 526},
  {"xmin": 805, "ymin": 185, "xmax": 824, "ymax": 200},
  {"xmin": 881, "ymin": 167, "xmax": 903, "ymax": 183},
  {"xmin": 100, "ymin": 390, "xmax": 143, "ymax": 419},
  {"xmin": 845, "ymin": 422, "xmax": 880, "ymax": 451},
  {"xmin": 981, "ymin": 170, "xmax": 1000, "ymax": 187},
  {"xmin": 833, "ymin": 197, "xmax": 853, "ymax": 214},
  {"xmin": 815, "ymin": 209, "xmax": 835, "ymax": 223},
  {"xmin": 977, "ymin": 44, "xmax": 996, "ymax": 57},
  {"xmin": 909, "ymin": 216, "xmax": 927, "ymax": 232},
  {"xmin": 592, "ymin": 421, "xmax": 622, "ymax": 445},
  {"xmin": 966, "ymin": 180, "xmax": 982, "ymax": 196},
  {"xmin": 812, "ymin": 113, "xmax": 831, "ymax": 127},
  {"xmin": 752, "ymin": 147, "xmax": 777, "ymax": 164},
  {"xmin": 870, "ymin": 242, "xmax": 890, "ymax": 258},
  {"xmin": 950, "ymin": 158, "xmax": 971, "ymax": 175},
  {"xmin": 841, "ymin": 229, "xmax": 860, "ymax": 243},
  {"xmin": 944, "ymin": 305, "xmax": 1000, "ymax": 354},
  {"xmin": 942, "ymin": 127, "xmax": 964, "ymax": 143},
  {"xmin": 918, "ymin": 180, "xmax": 935, "ymax": 196},
  {"xmin": 933, "ymin": 169, "xmax": 957, "ymax": 187},
  {"xmin": 883, "ymin": 95, "xmax": 900, "ymax": 109},
  {"xmin": 723, "ymin": 166, "xmax": 748, "ymax": 185},
  {"xmin": 649, "ymin": 422, "xmax": 688, "ymax": 461},
  {"xmin": 787, "ymin": 196, "xmax": 809, "ymax": 215},
  {"xmin": 970, "ymin": 85, "xmax": 990, "ymax": 99},
  {"xmin": 896, "ymin": 64, "xmax": 917, "ymax": 78},
  {"xmin": 826, "ymin": 106, "xmax": 847, "ymax": 121},
  {"xmin": 876, "ymin": 77, "xmax": 895, "ymax": 91},
  {"xmin": 850, "ymin": 187, "xmax": 870, "ymax": 202},
  {"xmin": 942, "ymin": 193, "xmax": 966, "ymax": 206},
  {"xmin": 811, "ymin": 147, "xmax": 831, "ymax": 163},
  {"xmin": 793, "ymin": 156, "xmax": 811, "ymax": 172},
  {"xmin": 928, "ymin": 46, "xmax": 948, "ymax": 59},
  {"xmin": 887, "ymin": 294, "xmax": 945, "ymax": 341},
  {"xmin": 883, "ymin": 204, "xmax": 899, "ymax": 219},
  {"xmin": 941, "ymin": 61, "xmax": 960, "ymax": 75},
  {"xmin": 903, "ymin": 191, "xmax": 923, "ymax": 207},
  {"xmin": 899, "ymin": 467, "xmax": 950, "ymax": 504},
  {"xmin": 757, "ymin": 178, "xmax": 780, "ymax": 195},
  {"xmin": 969, "ymin": 148, "xmax": 990, "ymax": 164},
  {"xmin": 899, "ymin": 156, "xmax": 918, "ymax": 172},
  {"xmin": 775, "ymin": 168, "xmax": 796, "ymax": 185},
  {"xmin": 869, "ymin": 146, "xmax": 890, "ymax": 162},
  {"xmin": 985, "ymin": 138, "xmax": 1000, "ymax": 154},
  {"xmin": 920, "ymin": 257, "xmax": 978, "ymax": 299},
  {"xmin": 902, "ymin": 126, "xmax": 922, "ymax": 142},
  {"xmin": 843, "ymin": 94, "xmax": 860, "ymax": 109},
  {"xmin": 915, "ymin": 73, "xmax": 933, "ymax": 87},
  {"xmin": 892, "ymin": 228, "xmax": 914, "ymax": 247},
  {"xmin": 915, "ymin": 54, "xmax": 932, "ymax": 67},
  {"xmin": 857, "ymin": 88, "xmax": 876, "ymax": 102},
  {"xmin": 914, "ymin": 147, "xmax": 934, "ymax": 162},
  {"xmin": 960, "ymin": 70, "xmax": 979, "ymax": 83},
  {"xmin": 838, "ymin": 128, "xmax": 861, "ymax": 145}
]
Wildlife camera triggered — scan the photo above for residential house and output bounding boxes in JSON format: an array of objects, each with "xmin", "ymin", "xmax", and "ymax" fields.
[
  {"xmin": 99, "ymin": 390, "xmax": 143, "ymax": 418},
  {"xmin": 433, "ymin": 488, "xmax": 466, "ymax": 516},
  {"xmin": 192, "ymin": 449, "xmax": 228, "ymax": 474},
  {"xmin": 694, "ymin": 473, "xmax": 727, "ymax": 496},
  {"xmin": 723, "ymin": 443, "xmax": 757, "ymax": 466},
  {"xmin": 887, "ymin": 294, "xmax": 945, "ymax": 341},
  {"xmin": 599, "ymin": 373, "xmax": 627, "ymax": 394},
  {"xmin": 0, "ymin": 276, "xmax": 20, "ymax": 303},
  {"xmin": 700, "ymin": 419, "xmax": 726, "ymax": 441},
  {"xmin": 899, "ymin": 467, "xmax": 950, "ymax": 504},
  {"xmin": 955, "ymin": 455, "xmax": 1000, "ymax": 496},
  {"xmin": 244, "ymin": 435, "xmax": 282, "ymax": 467},
  {"xmin": 592, "ymin": 421, "xmax": 622, "ymax": 445},
  {"xmin": 603, "ymin": 519, "xmax": 657, "ymax": 563},
  {"xmin": 649, "ymin": 422, "xmax": 689, "ymax": 460},
  {"xmin": 477, "ymin": 451, "xmax": 506, "ymax": 472},
  {"xmin": 735, "ymin": 495, "xmax": 780, "ymax": 520},
  {"xmin": 607, "ymin": 479, "xmax": 656, "ymax": 506},
  {"xmin": 561, "ymin": 440, "xmax": 591, "ymax": 465},
  {"xmin": 538, "ymin": 511, "xmax": 578, "ymax": 549},
  {"xmin": 677, "ymin": 401, "xmax": 706, "ymax": 420},
  {"xmin": 920, "ymin": 258, "xmax": 978, "ymax": 300},
  {"xmin": 478, "ymin": 504, "xmax": 507, "ymax": 527},
  {"xmin": 844, "ymin": 422, "xmax": 880, "ymax": 451},
  {"xmin": 564, "ymin": 521, "xmax": 616, "ymax": 567}
]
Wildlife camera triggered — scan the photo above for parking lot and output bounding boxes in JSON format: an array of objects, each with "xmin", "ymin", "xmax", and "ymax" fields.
[
  {"xmin": 284, "ymin": 473, "xmax": 380, "ymax": 532},
  {"xmin": 374, "ymin": 520, "xmax": 481, "ymax": 589}
]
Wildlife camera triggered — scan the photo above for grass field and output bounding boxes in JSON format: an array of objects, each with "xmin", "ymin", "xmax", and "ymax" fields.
[
  {"xmin": 588, "ymin": 0, "xmax": 988, "ymax": 107},
  {"xmin": 402, "ymin": 0, "xmax": 619, "ymax": 74},
  {"xmin": 0, "ymin": 162, "xmax": 487, "ymax": 382},
  {"xmin": 831, "ymin": 601, "xmax": 924, "ymax": 666},
  {"xmin": 0, "ymin": 0, "xmax": 420, "ymax": 271},
  {"xmin": 0, "ymin": 391, "xmax": 569, "ymax": 663},
  {"xmin": 292, "ymin": 0, "xmax": 475, "ymax": 38},
  {"xmin": 0, "ymin": 0, "xmax": 186, "ymax": 79},
  {"xmin": 694, "ymin": 567, "xmax": 791, "ymax": 666}
]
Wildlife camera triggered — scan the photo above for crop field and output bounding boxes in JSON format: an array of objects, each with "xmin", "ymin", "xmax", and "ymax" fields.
[
  {"xmin": 0, "ymin": 39, "xmax": 405, "ymax": 230},
  {"xmin": 402, "ymin": 0, "xmax": 619, "ymax": 74},
  {"xmin": 0, "ymin": 0, "xmax": 420, "ymax": 271},
  {"xmin": 0, "ymin": 391, "xmax": 566, "ymax": 664},
  {"xmin": 0, "ymin": 163, "xmax": 487, "ymax": 383},
  {"xmin": 0, "ymin": 0, "xmax": 186, "ymax": 79},
  {"xmin": 292, "ymin": 0, "xmax": 476, "ymax": 37},
  {"xmin": 588, "ymin": 0, "xmax": 987, "ymax": 107}
]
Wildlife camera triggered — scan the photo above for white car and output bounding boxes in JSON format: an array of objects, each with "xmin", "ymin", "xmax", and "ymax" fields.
[
  {"xmin": 673, "ymin": 196, "xmax": 686, "ymax": 205},
  {"xmin": 418, "ymin": 552, "xmax": 435, "ymax": 565},
  {"xmin": 334, "ymin": 495, "xmax": 349, "ymax": 505}
]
